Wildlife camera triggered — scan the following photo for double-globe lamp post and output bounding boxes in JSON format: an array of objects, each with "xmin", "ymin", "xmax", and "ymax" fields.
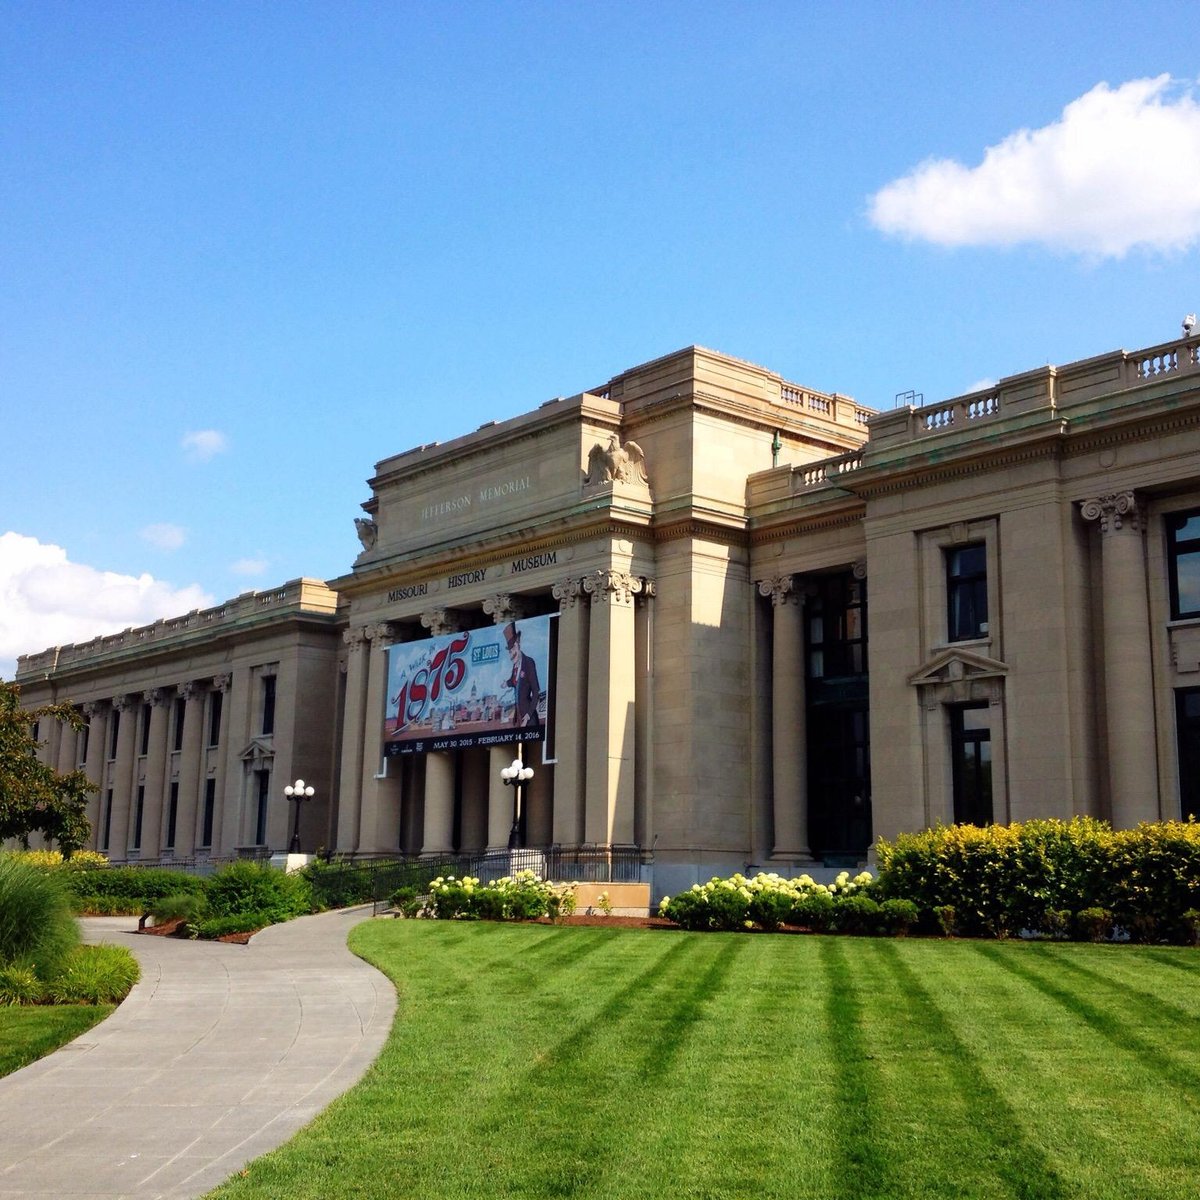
[
  {"xmin": 284, "ymin": 778, "xmax": 315, "ymax": 853},
  {"xmin": 501, "ymin": 756, "xmax": 534, "ymax": 851}
]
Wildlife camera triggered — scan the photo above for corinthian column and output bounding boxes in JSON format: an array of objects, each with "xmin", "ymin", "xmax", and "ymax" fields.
[
  {"xmin": 359, "ymin": 623, "xmax": 399, "ymax": 852},
  {"xmin": 81, "ymin": 702, "xmax": 106, "ymax": 849},
  {"xmin": 758, "ymin": 575, "xmax": 810, "ymax": 859},
  {"xmin": 140, "ymin": 690, "xmax": 171, "ymax": 856},
  {"xmin": 336, "ymin": 627, "xmax": 370, "ymax": 851},
  {"xmin": 1080, "ymin": 493, "xmax": 1160, "ymax": 826},
  {"xmin": 551, "ymin": 577, "xmax": 588, "ymax": 845},
  {"xmin": 108, "ymin": 695, "xmax": 137, "ymax": 858}
]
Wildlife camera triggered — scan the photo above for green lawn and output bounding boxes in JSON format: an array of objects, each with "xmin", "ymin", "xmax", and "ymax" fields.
[
  {"xmin": 0, "ymin": 1004, "xmax": 114, "ymax": 1078},
  {"xmin": 208, "ymin": 923, "xmax": 1200, "ymax": 1200}
]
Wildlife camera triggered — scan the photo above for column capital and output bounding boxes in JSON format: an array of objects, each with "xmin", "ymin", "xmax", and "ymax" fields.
[
  {"xmin": 421, "ymin": 607, "xmax": 461, "ymax": 635},
  {"xmin": 364, "ymin": 621, "xmax": 396, "ymax": 645},
  {"xmin": 1080, "ymin": 491, "xmax": 1142, "ymax": 534},
  {"xmin": 111, "ymin": 693, "xmax": 136, "ymax": 712},
  {"xmin": 582, "ymin": 569, "xmax": 645, "ymax": 606},
  {"xmin": 81, "ymin": 701, "xmax": 104, "ymax": 720},
  {"xmin": 756, "ymin": 574, "xmax": 799, "ymax": 606},
  {"xmin": 482, "ymin": 593, "xmax": 527, "ymax": 624},
  {"xmin": 343, "ymin": 626, "xmax": 369, "ymax": 649},
  {"xmin": 552, "ymin": 576, "xmax": 585, "ymax": 610},
  {"xmin": 177, "ymin": 680, "xmax": 201, "ymax": 702},
  {"xmin": 212, "ymin": 673, "xmax": 232, "ymax": 694},
  {"xmin": 851, "ymin": 558, "xmax": 867, "ymax": 581},
  {"xmin": 142, "ymin": 688, "xmax": 169, "ymax": 707}
]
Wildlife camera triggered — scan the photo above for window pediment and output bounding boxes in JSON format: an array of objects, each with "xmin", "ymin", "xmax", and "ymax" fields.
[
  {"xmin": 238, "ymin": 737, "xmax": 275, "ymax": 769},
  {"xmin": 908, "ymin": 649, "xmax": 1008, "ymax": 708}
]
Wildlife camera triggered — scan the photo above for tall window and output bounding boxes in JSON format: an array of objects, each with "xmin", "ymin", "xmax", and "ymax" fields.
[
  {"xmin": 1168, "ymin": 509, "xmax": 1200, "ymax": 620},
  {"xmin": 173, "ymin": 697, "xmax": 186, "ymax": 752},
  {"xmin": 139, "ymin": 704, "xmax": 152, "ymax": 757},
  {"xmin": 78, "ymin": 719, "xmax": 89, "ymax": 767},
  {"xmin": 208, "ymin": 690, "xmax": 223, "ymax": 747},
  {"xmin": 951, "ymin": 703, "xmax": 992, "ymax": 825},
  {"xmin": 166, "ymin": 781, "xmax": 179, "ymax": 850},
  {"xmin": 109, "ymin": 711, "xmax": 121, "ymax": 760},
  {"xmin": 201, "ymin": 778, "xmax": 216, "ymax": 847},
  {"xmin": 1176, "ymin": 689, "xmax": 1200, "ymax": 820},
  {"xmin": 254, "ymin": 768, "xmax": 271, "ymax": 846},
  {"xmin": 261, "ymin": 675, "xmax": 276, "ymax": 736},
  {"xmin": 102, "ymin": 789, "xmax": 113, "ymax": 851},
  {"xmin": 947, "ymin": 544, "xmax": 988, "ymax": 641},
  {"xmin": 132, "ymin": 785, "xmax": 145, "ymax": 850}
]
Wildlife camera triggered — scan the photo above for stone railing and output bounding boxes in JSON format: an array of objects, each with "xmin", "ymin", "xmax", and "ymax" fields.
[
  {"xmin": 794, "ymin": 449, "xmax": 865, "ymax": 492},
  {"xmin": 778, "ymin": 381, "xmax": 873, "ymax": 430},
  {"xmin": 15, "ymin": 578, "xmax": 338, "ymax": 677}
]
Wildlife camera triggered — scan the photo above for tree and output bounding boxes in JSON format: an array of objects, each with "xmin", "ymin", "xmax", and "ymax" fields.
[{"xmin": 0, "ymin": 682, "xmax": 95, "ymax": 855}]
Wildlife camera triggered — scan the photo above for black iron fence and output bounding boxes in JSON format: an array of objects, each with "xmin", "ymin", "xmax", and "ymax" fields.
[{"xmin": 98, "ymin": 848, "xmax": 271, "ymax": 875}]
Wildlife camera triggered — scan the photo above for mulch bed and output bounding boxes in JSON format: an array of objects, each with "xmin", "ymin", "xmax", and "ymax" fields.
[{"xmin": 137, "ymin": 917, "xmax": 254, "ymax": 945}]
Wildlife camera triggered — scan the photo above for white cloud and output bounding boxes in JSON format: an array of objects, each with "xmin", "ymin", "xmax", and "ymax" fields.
[
  {"xmin": 964, "ymin": 378, "xmax": 997, "ymax": 395},
  {"xmin": 868, "ymin": 76, "xmax": 1200, "ymax": 257},
  {"xmin": 140, "ymin": 523, "xmax": 186, "ymax": 551},
  {"xmin": 0, "ymin": 533, "xmax": 214, "ymax": 679},
  {"xmin": 230, "ymin": 557, "xmax": 269, "ymax": 577},
  {"xmin": 181, "ymin": 429, "xmax": 229, "ymax": 461}
]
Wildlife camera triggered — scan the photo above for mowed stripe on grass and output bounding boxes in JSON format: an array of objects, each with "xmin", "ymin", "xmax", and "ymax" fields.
[{"xmin": 207, "ymin": 924, "xmax": 1200, "ymax": 1200}]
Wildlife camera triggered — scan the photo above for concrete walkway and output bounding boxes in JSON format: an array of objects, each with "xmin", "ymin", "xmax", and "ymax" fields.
[{"xmin": 0, "ymin": 907, "xmax": 397, "ymax": 1200}]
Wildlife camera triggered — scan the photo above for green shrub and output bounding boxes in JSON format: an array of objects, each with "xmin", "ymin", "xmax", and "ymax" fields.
[
  {"xmin": 0, "ymin": 962, "xmax": 44, "ymax": 1005},
  {"xmin": 792, "ymin": 891, "xmax": 835, "ymax": 932},
  {"xmin": 831, "ymin": 894, "xmax": 881, "ymax": 936},
  {"xmin": 65, "ymin": 866, "xmax": 204, "ymax": 914},
  {"xmin": 423, "ymin": 871, "xmax": 576, "ymax": 923},
  {"xmin": 191, "ymin": 911, "xmax": 274, "ymax": 939},
  {"xmin": 1107, "ymin": 822, "xmax": 1200, "ymax": 942},
  {"xmin": 932, "ymin": 905, "xmax": 957, "ymax": 937},
  {"xmin": 0, "ymin": 856, "xmax": 79, "ymax": 979},
  {"xmin": 46, "ymin": 944, "xmax": 139, "ymax": 1004},
  {"xmin": 1074, "ymin": 907, "xmax": 1114, "ymax": 943},
  {"xmin": 149, "ymin": 892, "xmax": 208, "ymax": 924},
  {"xmin": 390, "ymin": 886, "xmax": 423, "ymax": 918},
  {"xmin": 1181, "ymin": 909, "xmax": 1200, "ymax": 947},
  {"xmin": 205, "ymin": 862, "xmax": 313, "ymax": 923},
  {"xmin": 749, "ymin": 889, "xmax": 794, "ymax": 932},
  {"xmin": 1042, "ymin": 908, "xmax": 1072, "ymax": 940},
  {"xmin": 879, "ymin": 898, "xmax": 919, "ymax": 936}
]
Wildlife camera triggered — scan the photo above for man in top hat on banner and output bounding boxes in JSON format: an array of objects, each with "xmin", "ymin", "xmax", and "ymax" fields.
[{"xmin": 503, "ymin": 621, "xmax": 542, "ymax": 729}]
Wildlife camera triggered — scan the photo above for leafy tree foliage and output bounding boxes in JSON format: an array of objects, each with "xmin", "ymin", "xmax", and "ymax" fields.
[{"xmin": 0, "ymin": 683, "xmax": 94, "ymax": 855}]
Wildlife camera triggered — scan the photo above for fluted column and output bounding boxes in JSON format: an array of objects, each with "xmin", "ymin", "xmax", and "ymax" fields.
[
  {"xmin": 423, "ymin": 752, "xmax": 455, "ymax": 854},
  {"xmin": 359, "ymin": 623, "xmax": 399, "ymax": 852},
  {"xmin": 552, "ymin": 577, "xmax": 588, "ymax": 844},
  {"xmin": 108, "ymin": 695, "xmax": 137, "ymax": 858},
  {"xmin": 758, "ymin": 575, "xmax": 810, "ymax": 859},
  {"xmin": 140, "ymin": 690, "xmax": 171, "ymax": 856},
  {"xmin": 582, "ymin": 570, "xmax": 641, "ymax": 845},
  {"xmin": 1080, "ymin": 493, "xmax": 1160, "ymax": 826},
  {"xmin": 81, "ymin": 702, "xmax": 106, "ymax": 850},
  {"xmin": 336, "ymin": 628, "xmax": 370, "ymax": 851},
  {"xmin": 175, "ymin": 682, "xmax": 204, "ymax": 856}
]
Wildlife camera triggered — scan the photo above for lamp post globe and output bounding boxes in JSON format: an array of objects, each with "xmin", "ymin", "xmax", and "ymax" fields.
[
  {"xmin": 501, "ymin": 755, "xmax": 534, "ymax": 851},
  {"xmin": 284, "ymin": 778, "xmax": 315, "ymax": 854}
]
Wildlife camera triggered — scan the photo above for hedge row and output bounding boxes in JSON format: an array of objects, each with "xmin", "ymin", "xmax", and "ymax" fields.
[{"xmin": 875, "ymin": 818, "xmax": 1200, "ymax": 941}]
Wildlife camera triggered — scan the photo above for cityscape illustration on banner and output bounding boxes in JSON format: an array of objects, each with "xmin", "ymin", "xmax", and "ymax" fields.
[{"xmin": 382, "ymin": 614, "xmax": 554, "ymax": 756}]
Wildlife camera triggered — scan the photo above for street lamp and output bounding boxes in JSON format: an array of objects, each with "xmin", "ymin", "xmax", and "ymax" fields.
[
  {"xmin": 284, "ymin": 778, "xmax": 315, "ymax": 853},
  {"xmin": 501, "ymin": 755, "xmax": 534, "ymax": 850}
]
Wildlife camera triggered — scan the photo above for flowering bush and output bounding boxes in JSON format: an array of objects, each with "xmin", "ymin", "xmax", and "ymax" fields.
[
  {"xmin": 423, "ymin": 870, "xmax": 576, "ymax": 922},
  {"xmin": 658, "ymin": 870, "xmax": 874, "ymax": 932}
]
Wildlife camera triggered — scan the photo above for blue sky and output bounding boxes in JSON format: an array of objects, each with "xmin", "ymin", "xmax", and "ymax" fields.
[{"xmin": 3, "ymin": 1, "xmax": 1199, "ymax": 676}]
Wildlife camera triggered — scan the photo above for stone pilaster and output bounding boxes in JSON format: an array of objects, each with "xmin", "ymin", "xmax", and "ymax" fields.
[
  {"xmin": 551, "ymin": 576, "xmax": 588, "ymax": 844},
  {"xmin": 108, "ymin": 695, "xmax": 137, "ymax": 857},
  {"xmin": 423, "ymin": 751, "xmax": 455, "ymax": 853},
  {"xmin": 81, "ymin": 702, "xmax": 106, "ymax": 850},
  {"xmin": 210, "ymin": 674, "xmax": 234, "ymax": 854},
  {"xmin": 175, "ymin": 682, "xmax": 204, "ymax": 856},
  {"xmin": 634, "ymin": 581, "xmax": 656, "ymax": 851},
  {"xmin": 758, "ymin": 575, "xmax": 811, "ymax": 859},
  {"xmin": 1080, "ymin": 492, "xmax": 1160, "ymax": 826},
  {"xmin": 336, "ymin": 627, "xmax": 370, "ymax": 851},
  {"xmin": 359, "ymin": 623, "xmax": 400, "ymax": 852},
  {"xmin": 140, "ymin": 689, "xmax": 171, "ymax": 855},
  {"xmin": 582, "ymin": 570, "xmax": 643, "ymax": 845}
]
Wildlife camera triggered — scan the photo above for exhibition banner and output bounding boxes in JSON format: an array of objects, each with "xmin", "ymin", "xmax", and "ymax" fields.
[{"xmin": 382, "ymin": 614, "xmax": 553, "ymax": 756}]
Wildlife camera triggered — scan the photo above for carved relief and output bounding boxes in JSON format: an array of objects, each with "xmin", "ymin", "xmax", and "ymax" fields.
[
  {"xmin": 354, "ymin": 517, "xmax": 378, "ymax": 552},
  {"xmin": 111, "ymin": 694, "xmax": 135, "ymax": 712},
  {"xmin": 482, "ymin": 594, "xmax": 527, "ymax": 624},
  {"xmin": 142, "ymin": 688, "xmax": 167, "ymax": 707},
  {"xmin": 177, "ymin": 681, "xmax": 200, "ymax": 702},
  {"xmin": 342, "ymin": 627, "xmax": 369, "ymax": 650},
  {"xmin": 1080, "ymin": 491, "xmax": 1141, "ymax": 534},
  {"xmin": 364, "ymin": 622, "xmax": 395, "ymax": 645},
  {"xmin": 212, "ymin": 674, "xmax": 232, "ymax": 693},
  {"xmin": 583, "ymin": 435, "xmax": 649, "ymax": 488}
]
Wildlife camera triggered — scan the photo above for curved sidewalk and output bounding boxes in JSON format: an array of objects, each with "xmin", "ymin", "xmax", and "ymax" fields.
[{"xmin": 0, "ymin": 906, "xmax": 396, "ymax": 1200}]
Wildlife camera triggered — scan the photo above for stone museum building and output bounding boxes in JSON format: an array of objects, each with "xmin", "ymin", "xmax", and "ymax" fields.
[{"xmin": 16, "ymin": 330, "xmax": 1200, "ymax": 899}]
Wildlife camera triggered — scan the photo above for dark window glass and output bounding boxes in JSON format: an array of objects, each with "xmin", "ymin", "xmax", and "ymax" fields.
[
  {"xmin": 255, "ymin": 769, "xmax": 271, "ymax": 846},
  {"xmin": 29, "ymin": 721, "xmax": 39, "ymax": 752},
  {"xmin": 109, "ymin": 711, "xmax": 121, "ymax": 760},
  {"xmin": 208, "ymin": 691, "xmax": 223, "ymax": 747},
  {"xmin": 947, "ymin": 544, "xmax": 988, "ymax": 641},
  {"xmin": 139, "ymin": 704, "xmax": 152, "ymax": 757},
  {"xmin": 201, "ymin": 779, "xmax": 216, "ymax": 847},
  {"xmin": 1176, "ymin": 688, "xmax": 1200, "ymax": 820},
  {"xmin": 261, "ymin": 676, "xmax": 276, "ymax": 736},
  {"xmin": 78, "ymin": 719, "xmax": 89, "ymax": 766},
  {"xmin": 166, "ymin": 781, "xmax": 179, "ymax": 849},
  {"xmin": 173, "ymin": 697, "xmax": 186, "ymax": 752},
  {"xmin": 951, "ymin": 703, "xmax": 993, "ymax": 825},
  {"xmin": 806, "ymin": 573, "xmax": 869, "ymax": 683},
  {"xmin": 1168, "ymin": 509, "xmax": 1200, "ymax": 619},
  {"xmin": 132, "ymin": 785, "xmax": 145, "ymax": 850},
  {"xmin": 102, "ymin": 789, "xmax": 113, "ymax": 851}
]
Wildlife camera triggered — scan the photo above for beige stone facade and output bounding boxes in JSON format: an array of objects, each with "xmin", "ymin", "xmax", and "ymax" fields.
[{"xmin": 16, "ymin": 336, "xmax": 1200, "ymax": 898}]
